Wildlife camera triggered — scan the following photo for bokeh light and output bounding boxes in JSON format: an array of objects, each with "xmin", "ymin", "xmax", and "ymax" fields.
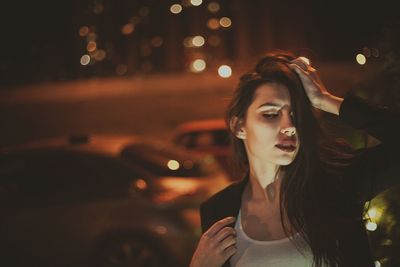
[
  {"xmin": 151, "ymin": 36, "xmax": 163, "ymax": 47},
  {"xmin": 192, "ymin": 35, "xmax": 205, "ymax": 47},
  {"xmin": 218, "ymin": 65, "xmax": 232, "ymax": 78},
  {"xmin": 121, "ymin": 23, "xmax": 135, "ymax": 35},
  {"xmin": 93, "ymin": 3, "xmax": 104, "ymax": 14},
  {"xmin": 86, "ymin": 41, "xmax": 97, "ymax": 52},
  {"xmin": 371, "ymin": 48, "xmax": 379, "ymax": 57},
  {"xmin": 116, "ymin": 64, "xmax": 128, "ymax": 75},
  {"xmin": 80, "ymin": 55, "xmax": 91, "ymax": 66},
  {"xmin": 86, "ymin": 32, "xmax": 97, "ymax": 42},
  {"xmin": 219, "ymin": 17, "xmax": 232, "ymax": 28},
  {"xmin": 167, "ymin": 160, "xmax": 180, "ymax": 170},
  {"xmin": 135, "ymin": 179, "xmax": 148, "ymax": 190},
  {"xmin": 79, "ymin": 26, "xmax": 89, "ymax": 37},
  {"xmin": 183, "ymin": 37, "xmax": 193, "ymax": 47},
  {"xmin": 93, "ymin": 49, "xmax": 106, "ymax": 61},
  {"xmin": 207, "ymin": 2, "xmax": 220, "ymax": 13},
  {"xmin": 190, "ymin": 0, "xmax": 203, "ymax": 6},
  {"xmin": 190, "ymin": 59, "xmax": 206, "ymax": 72},
  {"xmin": 363, "ymin": 47, "xmax": 371, "ymax": 57},
  {"xmin": 170, "ymin": 4, "xmax": 182, "ymax": 14},
  {"xmin": 207, "ymin": 18, "xmax": 220, "ymax": 30},
  {"xmin": 356, "ymin": 53, "xmax": 366, "ymax": 65},
  {"xmin": 183, "ymin": 160, "xmax": 194, "ymax": 169},
  {"xmin": 366, "ymin": 221, "xmax": 377, "ymax": 231}
]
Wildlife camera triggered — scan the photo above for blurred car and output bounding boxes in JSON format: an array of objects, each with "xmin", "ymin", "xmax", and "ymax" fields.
[
  {"xmin": 0, "ymin": 134, "xmax": 230, "ymax": 267},
  {"xmin": 173, "ymin": 119, "xmax": 242, "ymax": 180}
]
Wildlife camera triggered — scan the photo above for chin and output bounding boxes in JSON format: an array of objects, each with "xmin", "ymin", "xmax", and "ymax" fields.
[{"xmin": 275, "ymin": 156, "xmax": 296, "ymax": 166}]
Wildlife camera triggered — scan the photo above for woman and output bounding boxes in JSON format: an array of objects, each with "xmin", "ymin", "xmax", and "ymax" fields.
[{"xmin": 190, "ymin": 51, "xmax": 400, "ymax": 267}]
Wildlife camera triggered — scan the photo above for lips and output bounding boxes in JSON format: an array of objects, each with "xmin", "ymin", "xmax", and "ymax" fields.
[{"xmin": 275, "ymin": 143, "xmax": 296, "ymax": 152}]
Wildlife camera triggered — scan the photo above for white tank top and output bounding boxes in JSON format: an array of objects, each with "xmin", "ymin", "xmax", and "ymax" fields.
[{"xmin": 229, "ymin": 209, "xmax": 317, "ymax": 267}]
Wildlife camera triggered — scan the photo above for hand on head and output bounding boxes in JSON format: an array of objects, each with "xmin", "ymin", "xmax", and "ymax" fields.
[{"xmin": 289, "ymin": 57, "xmax": 330, "ymax": 109}]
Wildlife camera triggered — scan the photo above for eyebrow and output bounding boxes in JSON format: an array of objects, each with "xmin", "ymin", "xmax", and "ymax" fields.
[{"xmin": 257, "ymin": 102, "xmax": 284, "ymax": 109}]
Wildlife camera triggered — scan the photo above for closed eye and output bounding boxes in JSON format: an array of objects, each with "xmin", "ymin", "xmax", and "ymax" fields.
[{"xmin": 262, "ymin": 113, "xmax": 279, "ymax": 119}]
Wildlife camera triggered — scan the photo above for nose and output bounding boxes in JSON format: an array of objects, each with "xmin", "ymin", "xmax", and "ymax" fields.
[
  {"xmin": 280, "ymin": 126, "xmax": 296, "ymax": 136},
  {"xmin": 280, "ymin": 112, "xmax": 296, "ymax": 136}
]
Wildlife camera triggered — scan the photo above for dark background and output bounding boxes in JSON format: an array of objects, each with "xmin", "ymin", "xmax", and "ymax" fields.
[{"xmin": 1, "ymin": 0, "xmax": 399, "ymax": 87}]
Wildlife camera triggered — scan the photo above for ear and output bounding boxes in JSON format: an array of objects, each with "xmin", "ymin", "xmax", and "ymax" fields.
[{"xmin": 230, "ymin": 116, "xmax": 246, "ymax": 140}]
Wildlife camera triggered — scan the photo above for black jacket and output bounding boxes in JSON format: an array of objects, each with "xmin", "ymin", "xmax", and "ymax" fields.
[{"xmin": 200, "ymin": 93, "xmax": 400, "ymax": 267}]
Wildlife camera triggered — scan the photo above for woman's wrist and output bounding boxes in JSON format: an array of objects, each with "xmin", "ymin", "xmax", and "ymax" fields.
[{"xmin": 318, "ymin": 93, "xmax": 344, "ymax": 115}]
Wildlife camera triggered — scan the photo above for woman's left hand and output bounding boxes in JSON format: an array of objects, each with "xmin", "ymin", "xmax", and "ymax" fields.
[{"xmin": 289, "ymin": 57, "xmax": 344, "ymax": 115}]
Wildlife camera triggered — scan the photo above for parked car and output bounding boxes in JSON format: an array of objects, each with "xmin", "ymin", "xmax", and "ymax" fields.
[
  {"xmin": 0, "ymin": 134, "xmax": 230, "ymax": 267},
  {"xmin": 173, "ymin": 119, "xmax": 242, "ymax": 180}
]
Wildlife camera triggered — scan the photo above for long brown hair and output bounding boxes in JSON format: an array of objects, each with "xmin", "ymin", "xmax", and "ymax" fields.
[{"xmin": 226, "ymin": 51, "xmax": 355, "ymax": 266}]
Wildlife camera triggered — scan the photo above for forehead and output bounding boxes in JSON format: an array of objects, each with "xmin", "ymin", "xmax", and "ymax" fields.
[{"xmin": 251, "ymin": 82, "xmax": 291, "ymax": 107}]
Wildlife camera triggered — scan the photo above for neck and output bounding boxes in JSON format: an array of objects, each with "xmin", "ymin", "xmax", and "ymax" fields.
[{"xmin": 246, "ymin": 160, "xmax": 283, "ymax": 202}]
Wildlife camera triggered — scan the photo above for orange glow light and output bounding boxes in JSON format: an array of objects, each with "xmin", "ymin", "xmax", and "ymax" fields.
[
  {"xmin": 121, "ymin": 23, "xmax": 135, "ymax": 35},
  {"xmin": 79, "ymin": 26, "xmax": 89, "ymax": 37},
  {"xmin": 86, "ymin": 41, "xmax": 97, "ymax": 52},
  {"xmin": 207, "ymin": 18, "xmax": 220, "ymax": 30}
]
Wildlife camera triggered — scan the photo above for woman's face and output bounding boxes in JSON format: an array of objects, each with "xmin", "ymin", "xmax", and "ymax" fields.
[{"xmin": 239, "ymin": 82, "xmax": 300, "ymax": 166}]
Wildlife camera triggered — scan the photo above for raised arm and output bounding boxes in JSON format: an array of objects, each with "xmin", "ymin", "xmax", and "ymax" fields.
[{"xmin": 290, "ymin": 58, "xmax": 400, "ymax": 200}]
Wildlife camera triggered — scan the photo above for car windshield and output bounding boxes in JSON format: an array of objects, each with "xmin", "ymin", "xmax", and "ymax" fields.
[{"xmin": 120, "ymin": 142, "xmax": 219, "ymax": 178}]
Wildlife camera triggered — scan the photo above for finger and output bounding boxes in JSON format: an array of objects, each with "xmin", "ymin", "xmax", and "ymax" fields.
[
  {"xmin": 298, "ymin": 56, "xmax": 311, "ymax": 66},
  {"xmin": 219, "ymin": 235, "xmax": 237, "ymax": 252},
  {"xmin": 289, "ymin": 63, "xmax": 310, "ymax": 78},
  {"xmin": 214, "ymin": 226, "xmax": 236, "ymax": 242},
  {"xmin": 222, "ymin": 245, "xmax": 237, "ymax": 260},
  {"xmin": 205, "ymin": 216, "xmax": 236, "ymax": 237},
  {"xmin": 291, "ymin": 58, "xmax": 309, "ymax": 71}
]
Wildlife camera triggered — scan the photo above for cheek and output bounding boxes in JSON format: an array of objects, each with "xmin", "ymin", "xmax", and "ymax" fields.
[{"xmin": 246, "ymin": 122, "xmax": 278, "ymax": 146}]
